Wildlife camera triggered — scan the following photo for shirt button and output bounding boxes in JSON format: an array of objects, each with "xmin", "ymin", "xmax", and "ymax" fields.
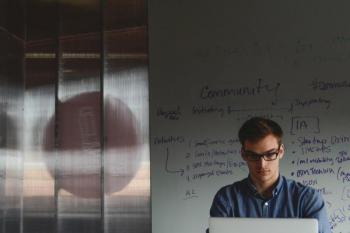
[{"xmin": 264, "ymin": 202, "xmax": 268, "ymax": 206}]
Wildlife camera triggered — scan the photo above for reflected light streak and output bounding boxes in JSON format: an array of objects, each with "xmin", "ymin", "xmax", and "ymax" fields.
[
  {"xmin": 25, "ymin": 52, "xmax": 147, "ymax": 60},
  {"xmin": 110, "ymin": 161, "xmax": 150, "ymax": 197}
]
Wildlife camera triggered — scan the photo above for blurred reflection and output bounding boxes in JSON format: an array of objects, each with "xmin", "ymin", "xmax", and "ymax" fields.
[
  {"xmin": 24, "ymin": 0, "xmax": 57, "ymax": 229},
  {"xmin": 1, "ymin": 0, "xmax": 150, "ymax": 232},
  {"xmin": 0, "ymin": 113, "xmax": 15, "ymax": 149},
  {"xmin": 43, "ymin": 92, "xmax": 141, "ymax": 198},
  {"xmin": 57, "ymin": 0, "xmax": 102, "ymax": 231},
  {"xmin": 0, "ymin": 10, "xmax": 25, "ymax": 232},
  {"xmin": 103, "ymin": 66, "xmax": 150, "ymax": 233}
]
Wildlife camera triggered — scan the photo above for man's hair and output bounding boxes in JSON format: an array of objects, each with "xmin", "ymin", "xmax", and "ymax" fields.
[{"xmin": 238, "ymin": 117, "xmax": 283, "ymax": 146}]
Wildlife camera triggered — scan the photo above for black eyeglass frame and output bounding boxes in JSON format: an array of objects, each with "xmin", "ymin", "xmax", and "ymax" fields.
[{"xmin": 241, "ymin": 144, "xmax": 282, "ymax": 161}]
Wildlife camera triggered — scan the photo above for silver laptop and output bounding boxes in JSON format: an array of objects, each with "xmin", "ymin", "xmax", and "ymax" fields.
[{"xmin": 209, "ymin": 217, "xmax": 318, "ymax": 233}]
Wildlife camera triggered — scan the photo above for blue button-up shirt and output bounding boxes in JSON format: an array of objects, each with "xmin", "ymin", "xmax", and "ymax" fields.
[{"xmin": 209, "ymin": 175, "xmax": 331, "ymax": 233}]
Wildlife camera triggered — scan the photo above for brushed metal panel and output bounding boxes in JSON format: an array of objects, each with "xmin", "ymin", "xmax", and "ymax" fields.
[
  {"xmin": 0, "ymin": 7, "xmax": 25, "ymax": 232},
  {"xmin": 56, "ymin": 1, "xmax": 102, "ymax": 233},
  {"xmin": 0, "ymin": 0, "xmax": 150, "ymax": 232},
  {"xmin": 23, "ymin": 1, "xmax": 58, "ymax": 232},
  {"xmin": 103, "ymin": 3, "xmax": 150, "ymax": 231}
]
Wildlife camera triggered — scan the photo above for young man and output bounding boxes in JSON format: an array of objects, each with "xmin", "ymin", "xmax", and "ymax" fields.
[{"xmin": 209, "ymin": 117, "xmax": 331, "ymax": 233}]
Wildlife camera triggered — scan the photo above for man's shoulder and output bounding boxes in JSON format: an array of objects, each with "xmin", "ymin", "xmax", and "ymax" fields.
[
  {"xmin": 282, "ymin": 176, "xmax": 320, "ymax": 197},
  {"xmin": 215, "ymin": 178, "xmax": 247, "ymax": 195},
  {"xmin": 283, "ymin": 176, "xmax": 311, "ymax": 189}
]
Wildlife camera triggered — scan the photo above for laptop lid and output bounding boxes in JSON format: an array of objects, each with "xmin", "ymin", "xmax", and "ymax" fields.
[{"xmin": 209, "ymin": 217, "xmax": 318, "ymax": 233}]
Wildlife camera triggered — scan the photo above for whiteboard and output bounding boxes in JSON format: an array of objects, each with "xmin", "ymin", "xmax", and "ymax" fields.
[{"xmin": 149, "ymin": 1, "xmax": 350, "ymax": 233}]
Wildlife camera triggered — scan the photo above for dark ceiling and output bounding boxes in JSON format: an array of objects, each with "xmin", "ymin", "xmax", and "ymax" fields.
[
  {"xmin": 0, "ymin": 0, "xmax": 147, "ymax": 41},
  {"xmin": 26, "ymin": 0, "xmax": 147, "ymax": 41}
]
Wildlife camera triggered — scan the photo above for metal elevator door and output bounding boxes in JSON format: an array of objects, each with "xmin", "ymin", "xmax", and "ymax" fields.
[{"xmin": 0, "ymin": 1, "xmax": 150, "ymax": 233}]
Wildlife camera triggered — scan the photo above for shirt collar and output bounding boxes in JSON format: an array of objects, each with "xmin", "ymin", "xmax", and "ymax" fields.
[{"xmin": 245, "ymin": 174, "xmax": 283, "ymax": 199}]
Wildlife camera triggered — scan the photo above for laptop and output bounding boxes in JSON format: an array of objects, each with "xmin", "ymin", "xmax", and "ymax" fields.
[{"xmin": 209, "ymin": 217, "xmax": 318, "ymax": 233}]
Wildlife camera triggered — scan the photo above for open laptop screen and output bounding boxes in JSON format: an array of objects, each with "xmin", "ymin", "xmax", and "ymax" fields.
[{"xmin": 209, "ymin": 217, "xmax": 318, "ymax": 233}]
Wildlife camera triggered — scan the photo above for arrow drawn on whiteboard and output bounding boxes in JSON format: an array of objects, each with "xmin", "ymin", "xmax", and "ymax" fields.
[{"xmin": 165, "ymin": 147, "xmax": 184, "ymax": 176}]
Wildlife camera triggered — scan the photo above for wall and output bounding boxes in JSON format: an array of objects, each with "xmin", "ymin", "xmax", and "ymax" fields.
[{"xmin": 149, "ymin": 1, "xmax": 350, "ymax": 233}]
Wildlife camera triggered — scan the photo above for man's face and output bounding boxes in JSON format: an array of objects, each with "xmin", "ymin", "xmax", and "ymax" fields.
[{"xmin": 241, "ymin": 134, "xmax": 284, "ymax": 185}]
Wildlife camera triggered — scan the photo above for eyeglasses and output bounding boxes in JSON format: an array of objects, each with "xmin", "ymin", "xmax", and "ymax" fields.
[{"xmin": 242, "ymin": 145, "xmax": 282, "ymax": 161}]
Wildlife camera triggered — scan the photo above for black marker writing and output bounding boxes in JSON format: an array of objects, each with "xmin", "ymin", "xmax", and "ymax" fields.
[{"xmin": 200, "ymin": 78, "xmax": 280, "ymax": 105}]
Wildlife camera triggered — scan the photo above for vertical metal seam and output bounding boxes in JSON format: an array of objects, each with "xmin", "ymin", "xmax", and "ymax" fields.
[
  {"xmin": 100, "ymin": 0, "xmax": 105, "ymax": 232},
  {"xmin": 20, "ymin": 0, "xmax": 27, "ymax": 232},
  {"xmin": 145, "ymin": 0, "xmax": 152, "ymax": 232},
  {"xmin": 54, "ymin": 0, "xmax": 61, "ymax": 233}
]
